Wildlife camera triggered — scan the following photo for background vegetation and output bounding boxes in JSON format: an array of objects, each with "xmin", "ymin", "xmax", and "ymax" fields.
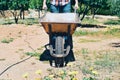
[{"xmin": 0, "ymin": 0, "xmax": 120, "ymax": 23}]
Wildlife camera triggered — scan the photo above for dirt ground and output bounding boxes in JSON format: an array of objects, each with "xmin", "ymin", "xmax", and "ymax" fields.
[{"xmin": 0, "ymin": 24, "xmax": 120, "ymax": 80}]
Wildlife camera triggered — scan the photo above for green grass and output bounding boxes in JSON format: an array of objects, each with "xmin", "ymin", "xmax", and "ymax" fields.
[
  {"xmin": 74, "ymin": 30, "xmax": 102, "ymax": 37},
  {"xmin": 74, "ymin": 49, "xmax": 120, "ymax": 80},
  {"xmin": 78, "ymin": 38, "xmax": 100, "ymax": 43},
  {"xmin": 1, "ymin": 38, "xmax": 14, "ymax": 43},
  {"xmin": 104, "ymin": 27, "xmax": 120, "ymax": 37},
  {"xmin": 94, "ymin": 53, "xmax": 119, "ymax": 69},
  {"xmin": 104, "ymin": 19, "xmax": 120, "ymax": 25},
  {"xmin": 74, "ymin": 27, "xmax": 120, "ymax": 38},
  {"xmin": 24, "ymin": 52, "xmax": 41, "ymax": 57},
  {"xmin": 22, "ymin": 47, "xmax": 120, "ymax": 80},
  {"xmin": 0, "ymin": 18, "xmax": 39, "ymax": 25},
  {"xmin": 82, "ymin": 17, "xmax": 100, "ymax": 25},
  {"xmin": 19, "ymin": 18, "xmax": 39, "ymax": 25}
]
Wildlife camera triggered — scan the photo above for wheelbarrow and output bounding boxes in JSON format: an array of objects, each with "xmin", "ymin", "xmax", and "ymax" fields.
[{"xmin": 40, "ymin": 11, "xmax": 80, "ymax": 67}]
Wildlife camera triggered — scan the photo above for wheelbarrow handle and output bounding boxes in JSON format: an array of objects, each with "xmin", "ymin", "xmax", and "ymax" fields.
[
  {"xmin": 40, "ymin": 8, "xmax": 47, "ymax": 20},
  {"xmin": 74, "ymin": 8, "xmax": 77, "ymax": 13},
  {"xmin": 43, "ymin": 8, "xmax": 47, "ymax": 13}
]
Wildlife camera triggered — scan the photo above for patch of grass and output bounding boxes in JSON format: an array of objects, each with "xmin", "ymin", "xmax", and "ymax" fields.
[
  {"xmin": 0, "ymin": 58, "xmax": 6, "ymax": 61},
  {"xmin": 18, "ymin": 48, "xmax": 24, "ymax": 51},
  {"xmin": 74, "ymin": 49, "xmax": 120, "ymax": 79},
  {"xmin": 1, "ymin": 38, "xmax": 14, "ymax": 43},
  {"xmin": 104, "ymin": 19, "xmax": 120, "ymax": 25},
  {"xmin": 24, "ymin": 52, "xmax": 41, "ymax": 57},
  {"xmin": 94, "ymin": 53, "xmax": 119, "ymax": 70},
  {"xmin": 74, "ymin": 29, "xmax": 102, "ymax": 37},
  {"xmin": 19, "ymin": 18, "xmax": 39, "ymax": 25},
  {"xmin": 78, "ymin": 38, "xmax": 100, "ymax": 43},
  {"xmin": 104, "ymin": 77, "xmax": 112, "ymax": 80},
  {"xmin": 104, "ymin": 27, "xmax": 120, "ymax": 37},
  {"xmin": 82, "ymin": 67, "xmax": 92, "ymax": 75},
  {"xmin": 82, "ymin": 17, "xmax": 100, "ymax": 25},
  {"xmin": 0, "ymin": 18, "xmax": 39, "ymax": 25},
  {"xmin": 81, "ymin": 48, "xmax": 89, "ymax": 55},
  {"xmin": 74, "ymin": 30, "xmax": 89, "ymax": 36},
  {"xmin": 74, "ymin": 27, "xmax": 120, "ymax": 38},
  {"xmin": 83, "ymin": 77, "xmax": 96, "ymax": 80},
  {"xmin": 37, "ymin": 46, "xmax": 44, "ymax": 51},
  {"xmin": 21, "ymin": 50, "xmax": 120, "ymax": 80},
  {"xmin": 1, "ymin": 18, "xmax": 15, "ymax": 25}
]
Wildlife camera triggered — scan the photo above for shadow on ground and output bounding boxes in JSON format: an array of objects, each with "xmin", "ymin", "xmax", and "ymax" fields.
[
  {"xmin": 39, "ymin": 44, "xmax": 75, "ymax": 67},
  {"xmin": 110, "ymin": 42, "xmax": 120, "ymax": 48},
  {"xmin": 78, "ymin": 23, "xmax": 106, "ymax": 28}
]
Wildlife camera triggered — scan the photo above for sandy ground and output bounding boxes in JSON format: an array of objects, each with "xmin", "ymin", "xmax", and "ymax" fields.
[
  {"xmin": 0, "ymin": 24, "xmax": 51, "ymax": 80},
  {"xmin": 0, "ymin": 24, "xmax": 120, "ymax": 80}
]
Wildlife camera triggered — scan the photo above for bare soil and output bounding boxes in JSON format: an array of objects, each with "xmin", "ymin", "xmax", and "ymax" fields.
[{"xmin": 0, "ymin": 24, "xmax": 120, "ymax": 80}]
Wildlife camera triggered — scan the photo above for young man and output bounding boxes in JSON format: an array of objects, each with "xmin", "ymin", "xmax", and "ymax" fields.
[
  {"xmin": 42, "ymin": 0, "xmax": 79, "ymax": 66},
  {"xmin": 43, "ymin": 0, "xmax": 79, "ymax": 13}
]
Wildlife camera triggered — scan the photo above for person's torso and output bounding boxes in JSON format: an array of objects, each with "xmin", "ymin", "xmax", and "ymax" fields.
[{"xmin": 50, "ymin": 0, "xmax": 71, "ymax": 6}]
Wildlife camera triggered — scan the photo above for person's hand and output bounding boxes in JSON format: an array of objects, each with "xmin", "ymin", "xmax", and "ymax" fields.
[
  {"xmin": 74, "ymin": 3, "xmax": 79, "ymax": 9},
  {"xmin": 42, "ymin": 4, "xmax": 47, "ymax": 10}
]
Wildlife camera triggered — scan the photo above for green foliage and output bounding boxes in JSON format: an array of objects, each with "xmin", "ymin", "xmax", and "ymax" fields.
[
  {"xmin": 82, "ymin": 17, "xmax": 99, "ymax": 24},
  {"xmin": 83, "ymin": 77, "xmax": 96, "ymax": 80},
  {"xmin": 104, "ymin": 20, "xmax": 120, "ymax": 25},
  {"xmin": 24, "ymin": 52, "xmax": 40, "ymax": 57},
  {"xmin": 0, "ymin": 18, "xmax": 39, "ymax": 25},
  {"xmin": 81, "ymin": 48, "xmax": 89, "ymax": 54},
  {"xmin": 94, "ymin": 53, "xmax": 119, "ymax": 69},
  {"xmin": 108, "ymin": 0, "xmax": 120, "ymax": 17},
  {"xmin": 96, "ymin": 9, "xmax": 112, "ymax": 15},
  {"xmin": 104, "ymin": 27, "xmax": 120, "ymax": 36},
  {"xmin": 74, "ymin": 30, "xmax": 89, "ymax": 36},
  {"xmin": 79, "ymin": 38, "xmax": 100, "ymax": 43},
  {"xmin": 82, "ymin": 67, "xmax": 91, "ymax": 74},
  {"xmin": 74, "ymin": 26, "xmax": 120, "ymax": 38},
  {"xmin": 19, "ymin": 18, "xmax": 39, "ymax": 25},
  {"xmin": 29, "ymin": 0, "xmax": 43, "ymax": 9},
  {"xmin": 0, "ymin": 0, "xmax": 119, "ymax": 19},
  {"xmin": 8, "ymin": 0, "xmax": 29, "ymax": 10},
  {"xmin": 43, "ymin": 76, "xmax": 52, "ymax": 80},
  {"xmin": 1, "ymin": 38, "xmax": 14, "ymax": 43},
  {"xmin": 0, "ymin": 0, "xmax": 8, "ymax": 10}
]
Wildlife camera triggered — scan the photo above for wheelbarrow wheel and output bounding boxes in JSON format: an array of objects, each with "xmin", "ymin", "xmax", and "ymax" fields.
[
  {"xmin": 55, "ymin": 57, "xmax": 65, "ymax": 67},
  {"xmin": 55, "ymin": 36, "xmax": 64, "ymax": 55},
  {"xmin": 55, "ymin": 36, "xmax": 65, "ymax": 67}
]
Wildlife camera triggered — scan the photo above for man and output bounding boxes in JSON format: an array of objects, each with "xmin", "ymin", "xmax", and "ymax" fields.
[
  {"xmin": 42, "ymin": 0, "xmax": 79, "ymax": 67},
  {"xmin": 43, "ymin": 0, "xmax": 79, "ymax": 13}
]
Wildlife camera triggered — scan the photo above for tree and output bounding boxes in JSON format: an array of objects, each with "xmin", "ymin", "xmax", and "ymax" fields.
[
  {"xmin": 29, "ymin": 0, "xmax": 43, "ymax": 18},
  {"xmin": 109, "ymin": 0, "xmax": 120, "ymax": 17},
  {"xmin": 8, "ymin": 0, "xmax": 29, "ymax": 23},
  {"xmin": 78, "ymin": 0, "xmax": 103, "ymax": 20},
  {"xmin": 19, "ymin": 0, "xmax": 29, "ymax": 19},
  {"xmin": 0, "ymin": 0, "xmax": 8, "ymax": 17},
  {"xmin": 8, "ymin": 0, "xmax": 20, "ymax": 23}
]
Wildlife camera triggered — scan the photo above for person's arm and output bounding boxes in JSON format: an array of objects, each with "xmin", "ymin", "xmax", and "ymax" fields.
[
  {"xmin": 74, "ymin": 0, "xmax": 79, "ymax": 9},
  {"xmin": 43, "ymin": 0, "xmax": 47, "ymax": 9}
]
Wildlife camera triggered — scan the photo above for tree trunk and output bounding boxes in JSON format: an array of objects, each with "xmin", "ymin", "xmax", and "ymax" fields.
[
  {"xmin": 11, "ymin": 10, "xmax": 19, "ymax": 24},
  {"xmin": 80, "ymin": 6, "xmax": 90, "ymax": 20},
  {"xmin": 22, "ymin": 10, "xmax": 25, "ymax": 19},
  {"xmin": 0, "ymin": 10, "xmax": 6, "ymax": 18},
  {"xmin": 15, "ymin": 17, "xmax": 18, "ymax": 24},
  {"xmin": 20, "ymin": 10, "xmax": 22, "ymax": 19}
]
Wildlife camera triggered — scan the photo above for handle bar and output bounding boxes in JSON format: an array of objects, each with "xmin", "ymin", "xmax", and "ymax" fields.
[
  {"xmin": 40, "ymin": 8, "xmax": 47, "ymax": 20},
  {"xmin": 40, "ymin": 8, "xmax": 77, "ymax": 20}
]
